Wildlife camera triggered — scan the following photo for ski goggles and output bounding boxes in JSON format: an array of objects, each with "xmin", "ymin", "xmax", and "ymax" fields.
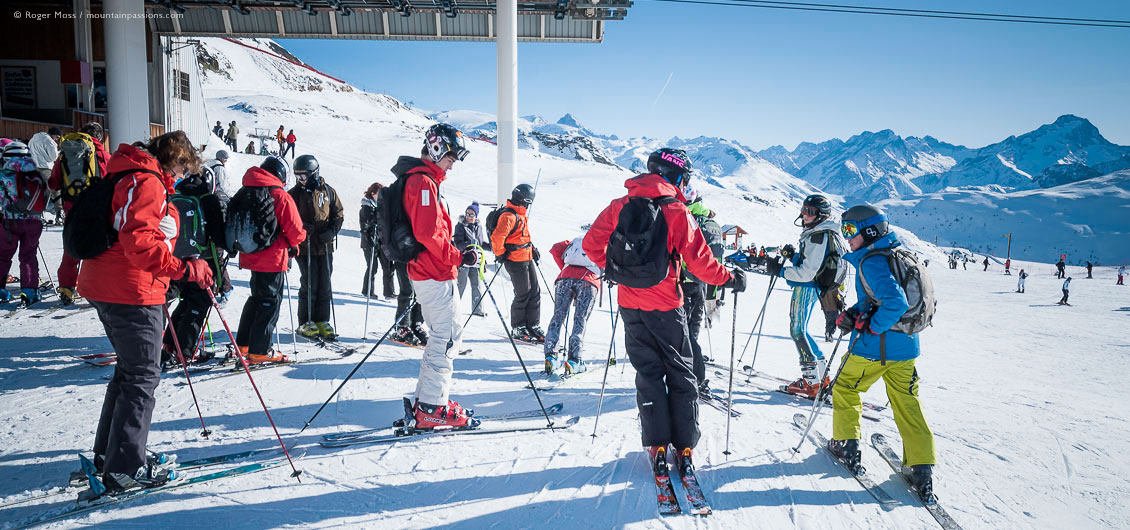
[
  {"xmin": 841, "ymin": 214, "xmax": 886, "ymax": 239},
  {"xmin": 801, "ymin": 206, "xmax": 821, "ymax": 217}
]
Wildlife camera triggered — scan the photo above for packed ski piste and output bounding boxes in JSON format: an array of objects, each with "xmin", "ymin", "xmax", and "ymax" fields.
[{"xmin": 3, "ymin": 61, "xmax": 1129, "ymax": 530}]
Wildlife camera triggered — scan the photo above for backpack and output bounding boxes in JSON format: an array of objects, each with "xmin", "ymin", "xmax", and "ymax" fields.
[
  {"xmin": 605, "ymin": 196, "xmax": 677, "ymax": 289},
  {"xmin": 563, "ymin": 236, "xmax": 600, "ymax": 275},
  {"xmin": 59, "ymin": 133, "xmax": 101, "ymax": 199},
  {"xmin": 224, "ymin": 186, "xmax": 281, "ymax": 254},
  {"xmin": 858, "ymin": 247, "xmax": 936, "ymax": 335},
  {"xmin": 9, "ymin": 170, "xmax": 47, "ymax": 214},
  {"xmin": 376, "ymin": 173, "xmax": 424, "ymax": 263},
  {"xmin": 170, "ymin": 194, "xmax": 208, "ymax": 259},
  {"xmin": 485, "ymin": 206, "xmax": 528, "ymax": 259},
  {"xmin": 811, "ymin": 229, "xmax": 847, "ymax": 296},
  {"xmin": 63, "ymin": 170, "xmax": 158, "ymax": 260}
]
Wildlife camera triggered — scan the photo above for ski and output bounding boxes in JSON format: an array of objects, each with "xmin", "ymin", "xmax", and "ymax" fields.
[
  {"xmin": 325, "ymin": 402, "xmax": 562, "ymax": 440},
  {"xmin": 699, "ymin": 392, "xmax": 741, "ymax": 417},
  {"xmin": 871, "ymin": 433, "xmax": 963, "ymax": 529},
  {"xmin": 0, "ymin": 487, "xmax": 72, "ymax": 509},
  {"xmin": 791, "ymin": 413, "xmax": 898, "ymax": 505},
  {"xmin": 52, "ymin": 305, "xmax": 97, "ymax": 319},
  {"xmin": 67, "ymin": 353, "xmax": 116, "ymax": 367},
  {"xmin": 284, "ymin": 329, "xmax": 360, "ymax": 355},
  {"xmin": 648, "ymin": 450, "xmax": 682, "ymax": 516},
  {"xmin": 746, "ymin": 366, "xmax": 887, "ymax": 413},
  {"xmin": 715, "ymin": 370, "xmax": 882, "ymax": 422},
  {"xmin": 17, "ymin": 451, "xmax": 302, "ymax": 528},
  {"xmin": 530, "ymin": 364, "xmax": 603, "ymax": 391},
  {"xmin": 320, "ymin": 415, "xmax": 579, "ymax": 448},
  {"xmin": 677, "ymin": 464, "xmax": 712, "ymax": 515}
]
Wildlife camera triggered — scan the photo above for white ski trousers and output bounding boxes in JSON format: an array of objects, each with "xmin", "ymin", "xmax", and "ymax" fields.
[{"xmin": 411, "ymin": 278, "xmax": 464, "ymax": 406}]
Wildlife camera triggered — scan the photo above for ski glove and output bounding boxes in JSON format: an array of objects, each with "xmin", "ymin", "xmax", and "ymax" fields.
[
  {"xmin": 532, "ymin": 247, "xmax": 541, "ymax": 264},
  {"xmin": 781, "ymin": 244, "xmax": 796, "ymax": 259},
  {"xmin": 765, "ymin": 256, "xmax": 785, "ymax": 277},
  {"xmin": 182, "ymin": 259, "xmax": 215, "ymax": 290},
  {"xmin": 835, "ymin": 307, "xmax": 859, "ymax": 334},
  {"xmin": 461, "ymin": 248, "xmax": 479, "ymax": 267},
  {"xmin": 723, "ymin": 269, "xmax": 747, "ymax": 293},
  {"xmin": 318, "ymin": 228, "xmax": 336, "ymax": 247},
  {"xmin": 288, "ymin": 246, "xmax": 299, "ymax": 258}
]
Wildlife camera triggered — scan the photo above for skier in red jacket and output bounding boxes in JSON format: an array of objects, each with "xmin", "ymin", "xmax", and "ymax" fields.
[{"xmin": 583, "ymin": 148, "xmax": 745, "ymax": 478}]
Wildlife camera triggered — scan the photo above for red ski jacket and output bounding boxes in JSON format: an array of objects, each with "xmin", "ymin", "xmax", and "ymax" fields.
[
  {"xmin": 77, "ymin": 143, "xmax": 185, "ymax": 306},
  {"xmin": 397, "ymin": 157, "xmax": 461, "ymax": 282},
  {"xmin": 550, "ymin": 240, "xmax": 600, "ymax": 289},
  {"xmin": 236, "ymin": 167, "xmax": 307, "ymax": 272},
  {"xmin": 583, "ymin": 174, "xmax": 731, "ymax": 312}
]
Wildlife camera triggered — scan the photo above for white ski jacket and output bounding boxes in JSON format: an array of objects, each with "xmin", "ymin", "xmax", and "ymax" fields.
[{"xmin": 782, "ymin": 218, "xmax": 846, "ymax": 288}]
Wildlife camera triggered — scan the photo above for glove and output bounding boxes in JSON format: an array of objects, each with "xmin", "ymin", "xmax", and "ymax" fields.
[
  {"xmin": 854, "ymin": 312, "xmax": 876, "ymax": 334},
  {"xmin": 766, "ymin": 256, "xmax": 784, "ymax": 277},
  {"xmin": 723, "ymin": 268, "xmax": 746, "ymax": 293},
  {"xmin": 532, "ymin": 247, "xmax": 541, "ymax": 264},
  {"xmin": 181, "ymin": 259, "xmax": 215, "ymax": 290},
  {"xmin": 318, "ymin": 228, "xmax": 336, "ymax": 247},
  {"xmin": 781, "ymin": 244, "xmax": 796, "ymax": 259},
  {"xmin": 835, "ymin": 308, "xmax": 859, "ymax": 334},
  {"xmin": 288, "ymin": 246, "xmax": 299, "ymax": 258},
  {"xmin": 461, "ymin": 248, "xmax": 479, "ymax": 267},
  {"xmin": 495, "ymin": 253, "xmax": 507, "ymax": 264}
]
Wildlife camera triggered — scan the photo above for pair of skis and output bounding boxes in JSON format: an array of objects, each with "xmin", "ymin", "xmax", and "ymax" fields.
[
  {"xmin": 791, "ymin": 413, "xmax": 962, "ymax": 529},
  {"xmin": 320, "ymin": 403, "xmax": 574, "ymax": 448},
  {"xmin": 650, "ymin": 449, "xmax": 711, "ymax": 516}
]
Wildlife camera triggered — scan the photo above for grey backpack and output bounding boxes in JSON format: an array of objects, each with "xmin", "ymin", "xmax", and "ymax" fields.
[{"xmin": 859, "ymin": 248, "xmax": 936, "ymax": 335}]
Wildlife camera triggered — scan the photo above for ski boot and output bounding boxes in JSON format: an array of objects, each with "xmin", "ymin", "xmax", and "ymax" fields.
[
  {"xmin": 410, "ymin": 398, "xmax": 479, "ymax": 431},
  {"xmin": 412, "ymin": 323, "xmax": 429, "ymax": 346},
  {"xmin": 527, "ymin": 325, "xmax": 547, "ymax": 344},
  {"xmin": 511, "ymin": 326, "xmax": 532, "ymax": 342},
  {"xmin": 296, "ymin": 322, "xmax": 321, "ymax": 339},
  {"xmin": 697, "ymin": 379, "xmax": 712, "ymax": 401},
  {"xmin": 827, "ymin": 438, "xmax": 864, "ymax": 475},
  {"xmin": 544, "ymin": 355, "xmax": 562, "ymax": 375},
  {"xmin": 102, "ymin": 460, "xmax": 180, "ymax": 495},
  {"xmin": 159, "ymin": 347, "xmax": 179, "ymax": 372},
  {"xmin": 389, "ymin": 326, "xmax": 421, "ymax": 347},
  {"xmin": 563, "ymin": 359, "xmax": 587, "ymax": 376},
  {"xmin": 246, "ymin": 349, "xmax": 289, "ymax": 365},
  {"xmin": 903, "ymin": 464, "xmax": 936, "ymax": 504},
  {"xmin": 674, "ymin": 446, "xmax": 696, "ymax": 478},
  {"xmin": 0, "ymin": 289, "xmax": 11, "ymax": 303},
  {"xmin": 19, "ymin": 288, "xmax": 41, "ymax": 307},
  {"xmin": 318, "ymin": 321, "xmax": 337, "ymax": 341},
  {"xmin": 58, "ymin": 286, "xmax": 79, "ymax": 305},
  {"xmin": 783, "ymin": 360, "xmax": 830, "ymax": 400}
]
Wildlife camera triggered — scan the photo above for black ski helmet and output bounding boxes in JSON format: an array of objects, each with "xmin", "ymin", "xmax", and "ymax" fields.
[
  {"xmin": 511, "ymin": 183, "xmax": 535, "ymax": 206},
  {"xmin": 646, "ymin": 148, "xmax": 693, "ymax": 187},
  {"xmin": 796, "ymin": 193, "xmax": 832, "ymax": 227},
  {"xmin": 424, "ymin": 123, "xmax": 469, "ymax": 163},
  {"xmin": 260, "ymin": 155, "xmax": 290, "ymax": 185},
  {"xmin": 177, "ymin": 165, "xmax": 217, "ymax": 195},
  {"xmin": 841, "ymin": 204, "xmax": 889, "ymax": 245},
  {"xmin": 294, "ymin": 154, "xmax": 321, "ymax": 187}
]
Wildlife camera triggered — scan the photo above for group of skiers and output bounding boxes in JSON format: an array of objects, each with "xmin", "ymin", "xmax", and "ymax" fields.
[{"xmin": 211, "ymin": 121, "xmax": 297, "ymax": 159}]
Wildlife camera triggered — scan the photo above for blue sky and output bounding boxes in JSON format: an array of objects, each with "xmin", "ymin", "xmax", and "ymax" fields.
[{"xmin": 279, "ymin": 0, "xmax": 1130, "ymax": 151}]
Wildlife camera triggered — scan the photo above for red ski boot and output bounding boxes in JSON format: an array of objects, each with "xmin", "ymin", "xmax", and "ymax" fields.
[{"xmin": 412, "ymin": 399, "xmax": 479, "ymax": 430}]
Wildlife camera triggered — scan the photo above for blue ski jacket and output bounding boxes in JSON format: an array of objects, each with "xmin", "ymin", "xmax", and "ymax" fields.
[{"xmin": 843, "ymin": 232, "xmax": 920, "ymax": 362}]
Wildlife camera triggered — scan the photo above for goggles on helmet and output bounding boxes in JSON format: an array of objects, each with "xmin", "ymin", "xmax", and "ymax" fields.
[{"xmin": 841, "ymin": 214, "xmax": 886, "ymax": 239}]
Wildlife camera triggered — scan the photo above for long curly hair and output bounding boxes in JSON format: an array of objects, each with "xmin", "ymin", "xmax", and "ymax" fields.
[
  {"xmin": 136, "ymin": 130, "xmax": 201, "ymax": 175},
  {"xmin": 365, "ymin": 182, "xmax": 384, "ymax": 199}
]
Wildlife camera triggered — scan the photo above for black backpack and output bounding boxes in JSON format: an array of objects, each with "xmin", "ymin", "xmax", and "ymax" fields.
[
  {"xmin": 63, "ymin": 169, "xmax": 159, "ymax": 260},
  {"xmin": 170, "ymin": 194, "xmax": 208, "ymax": 259},
  {"xmin": 605, "ymin": 196, "xmax": 678, "ymax": 289},
  {"xmin": 485, "ymin": 206, "xmax": 529, "ymax": 259},
  {"xmin": 376, "ymin": 173, "xmax": 424, "ymax": 263},
  {"xmin": 224, "ymin": 186, "xmax": 281, "ymax": 254}
]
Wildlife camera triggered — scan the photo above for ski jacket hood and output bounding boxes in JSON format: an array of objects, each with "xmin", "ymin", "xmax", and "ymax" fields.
[
  {"xmin": 242, "ymin": 166, "xmax": 284, "ymax": 187},
  {"xmin": 398, "ymin": 156, "xmax": 459, "ymax": 281},
  {"xmin": 236, "ymin": 167, "xmax": 307, "ymax": 272},
  {"xmin": 490, "ymin": 200, "xmax": 533, "ymax": 262},
  {"xmin": 78, "ymin": 143, "xmax": 185, "ymax": 305},
  {"xmin": 843, "ymin": 231, "xmax": 918, "ymax": 362},
  {"xmin": 28, "ymin": 131, "xmax": 59, "ymax": 170},
  {"xmin": 583, "ymin": 173, "xmax": 730, "ymax": 312}
]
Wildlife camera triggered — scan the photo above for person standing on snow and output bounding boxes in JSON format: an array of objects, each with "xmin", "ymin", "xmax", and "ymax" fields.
[
  {"xmin": 1055, "ymin": 258, "xmax": 1066, "ymax": 279},
  {"xmin": 1057, "ymin": 277, "xmax": 1072, "ymax": 305},
  {"xmin": 204, "ymin": 149, "xmax": 231, "ymax": 195},
  {"xmin": 542, "ymin": 237, "xmax": 601, "ymax": 375},
  {"xmin": 360, "ymin": 182, "xmax": 396, "ymax": 299},
  {"xmin": 284, "ymin": 130, "xmax": 297, "ymax": 160},
  {"xmin": 764, "ymin": 194, "xmax": 847, "ymax": 399},
  {"xmin": 830, "ymin": 203, "xmax": 937, "ymax": 503},
  {"xmin": 0, "ymin": 142, "xmax": 46, "ymax": 306},
  {"xmin": 233, "ymin": 156, "xmax": 307, "ymax": 364},
  {"xmin": 583, "ymin": 147, "xmax": 743, "ymax": 482},
  {"xmin": 983, "ymin": 256, "xmax": 990, "ymax": 271},
  {"xmin": 395, "ymin": 123, "xmax": 478, "ymax": 429},
  {"xmin": 224, "ymin": 121, "xmax": 239, "ymax": 152},
  {"xmin": 49, "ymin": 122, "xmax": 110, "ymax": 305},
  {"xmin": 681, "ymin": 185, "xmax": 725, "ymax": 396},
  {"xmin": 276, "ymin": 126, "xmax": 286, "ymax": 156},
  {"xmin": 452, "ymin": 201, "xmax": 487, "ymax": 316},
  {"xmin": 1085, "ymin": 261, "xmax": 1093, "ymax": 279},
  {"xmin": 78, "ymin": 132, "xmax": 215, "ymax": 493},
  {"xmin": 1016, "ymin": 269, "xmax": 1028, "ymax": 293},
  {"xmin": 490, "ymin": 184, "xmax": 544, "ymax": 343},
  {"xmin": 213, "ymin": 121, "xmax": 225, "ymax": 139},
  {"xmin": 290, "ymin": 154, "xmax": 343, "ymax": 340},
  {"xmin": 1119, "ymin": 266, "xmax": 1125, "ymax": 285},
  {"xmin": 28, "ymin": 127, "xmax": 61, "ymax": 181}
]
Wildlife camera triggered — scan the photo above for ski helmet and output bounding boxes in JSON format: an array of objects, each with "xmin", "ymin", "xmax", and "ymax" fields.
[
  {"xmin": 683, "ymin": 184, "xmax": 698, "ymax": 203},
  {"xmin": 260, "ymin": 155, "xmax": 290, "ymax": 185},
  {"xmin": 424, "ymin": 123, "xmax": 469, "ymax": 163},
  {"xmin": 511, "ymin": 183, "xmax": 535, "ymax": 207},
  {"xmin": 2, "ymin": 141, "xmax": 29, "ymax": 159},
  {"xmin": 177, "ymin": 165, "xmax": 217, "ymax": 195},
  {"xmin": 646, "ymin": 148, "xmax": 693, "ymax": 187},
  {"xmin": 840, "ymin": 204, "xmax": 889, "ymax": 245},
  {"xmin": 294, "ymin": 154, "xmax": 321, "ymax": 187},
  {"xmin": 796, "ymin": 193, "xmax": 832, "ymax": 227}
]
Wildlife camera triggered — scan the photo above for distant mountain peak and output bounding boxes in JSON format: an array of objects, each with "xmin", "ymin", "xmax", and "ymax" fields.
[{"xmin": 557, "ymin": 113, "xmax": 582, "ymax": 128}]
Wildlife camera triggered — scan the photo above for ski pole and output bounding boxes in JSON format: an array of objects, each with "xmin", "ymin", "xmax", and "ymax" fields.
[
  {"xmin": 735, "ymin": 273, "xmax": 776, "ymax": 366},
  {"xmin": 283, "ymin": 269, "xmax": 298, "ymax": 358},
  {"xmin": 590, "ymin": 308, "xmax": 621, "ymax": 442},
  {"xmin": 362, "ymin": 245, "xmax": 376, "ymax": 344},
  {"xmin": 162, "ymin": 304, "xmax": 211, "ymax": 438},
  {"xmin": 723, "ymin": 290, "xmax": 739, "ymax": 456},
  {"xmin": 299, "ymin": 300, "xmax": 417, "ymax": 434},
  {"xmin": 205, "ymin": 290, "xmax": 302, "ymax": 481},
  {"xmin": 326, "ymin": 247, "xmax": 338, "ymax": 334},
  {"xmin": 37, "ymin": 247, "xmax": 55, "ymax": 291},
  {"xmin": 477, "ymin": 256, "xmax": 556, "ymax": 428},
  {"xmin": 534, "ymin": 259, "xmax": 556, "ymax": 305},
  {"xmin": 745, "ymin": 275, "xmax": 777, "ymax": 375},
  {"xmin": 461, "ymin": 246, "xmax": 500, "ymax": 329},
  {"xmin": 792, "ymin": 331, "xmax": 855, "ymax": 454}
]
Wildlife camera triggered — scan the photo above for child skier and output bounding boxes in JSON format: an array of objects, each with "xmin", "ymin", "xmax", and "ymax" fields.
[{"xmin": 543, "ymin": 237, "xmax": 601, "ymax": 375}]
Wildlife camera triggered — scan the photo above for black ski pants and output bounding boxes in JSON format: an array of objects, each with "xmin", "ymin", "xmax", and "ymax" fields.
[
  {"xmin": 236, "ymin": 271, "xmax": 283, "ymax": 355},
  {"xmin": 504, "ymin": 259, "xmax": 541, "ymax": 329},
  {"xmin": 163, "ymin": 280, "xmax": 211, "ymax": 360},
  {"xmin": 297, "ymin": 251, "xmax": 333, "ymax": 324},
  {"xmin": 1060, "ymin": 289, "xmax": 1070, "ymax": 304},
  {"xmin": 622, "ymin": 307, "xmax": 700, "ymax": 450},
  {"xmin": 682, "ymin": 281, "xmax": 707, "ymax": 385},
  {"xmin": 362, "ymin": 245, "xmax": 395, "ymax": 298},
  {"xmin": 394, "ymin": 261, "xmax": 423, "ymax": 328},
  {"xmin": 91, "ymin": 301, "xmax": 164, "ymax": 475}
]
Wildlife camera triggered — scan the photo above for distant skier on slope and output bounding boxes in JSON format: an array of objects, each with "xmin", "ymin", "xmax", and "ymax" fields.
[
  {"xmin": 1057, "ymin": 277, "xmax": 1072, "ymax": 305},
  {"xmin": 764, "ymin": 194, "xmax": 847, "ymax": 399},
  {"xmin": 983, "ymin": 256, "xmax": 989, "ymax": 271},
  {"xmin": 1119, "ymin": 266, "xmax": 1125, "ymax": 285},
  {"xmin": 1056, "ymin": 258, "xmax": 1066, "ymax": 279},
  {"xmin": 1085, "ymin": 261, "xmax": 1093, "ymax": 279},
  {"xmin": 831, "ymin": 203, "xmax": 937, "ymax": 503},
  {"xmin": 1016, "ymin": 269, "xmax": 1028, "ymax": 293}
]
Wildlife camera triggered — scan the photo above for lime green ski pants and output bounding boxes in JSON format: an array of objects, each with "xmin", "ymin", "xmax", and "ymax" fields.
[{"xmin": 831, "ymin": 354, "xmax": 936, "ymax": 466}]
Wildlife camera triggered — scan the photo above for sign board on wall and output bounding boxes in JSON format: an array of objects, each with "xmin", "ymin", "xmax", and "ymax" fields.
[{"xmin": 1, "ymin": 66, "xmax": 37, "ymax": 109}]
